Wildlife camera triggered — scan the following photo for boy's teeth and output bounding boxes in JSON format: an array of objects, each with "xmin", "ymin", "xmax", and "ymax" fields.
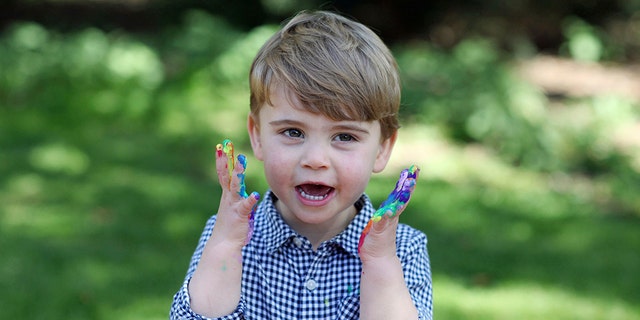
[
  {"xmin": 299, "ymin": 189, "xmax": 328, "ymax": 201},
  {"xmin": 297, "ymin": 184, "xmax": 332, "ymax": 201}
]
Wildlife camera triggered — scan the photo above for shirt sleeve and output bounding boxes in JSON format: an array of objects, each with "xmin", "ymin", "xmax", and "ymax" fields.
[
  {"xmin": 397, "ymin": 225, "xmax": 433, "ymax": 320},
  {"xmin": 169, "ymin": 215, "xmax": 246, "ymax": 320}
]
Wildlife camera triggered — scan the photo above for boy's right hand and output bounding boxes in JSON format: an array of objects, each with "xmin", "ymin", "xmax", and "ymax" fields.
[
  {"xmin": 211, "ymin": 140, "xmax": 260, "ymax": 248},
  {"xmin": 189, "ymin": 139, "xmax": 258, "ymax": 316}
]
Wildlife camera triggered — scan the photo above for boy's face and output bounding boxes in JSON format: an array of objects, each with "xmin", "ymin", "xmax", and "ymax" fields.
[{"xmin": 248, "ymin": 84, "xmax": 396, "ymax": 238}]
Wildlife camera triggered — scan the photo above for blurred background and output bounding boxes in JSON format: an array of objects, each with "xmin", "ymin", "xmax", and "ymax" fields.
[{"xmin": 1, "ymin": 0, "xmax": 639, "ymax": 319}]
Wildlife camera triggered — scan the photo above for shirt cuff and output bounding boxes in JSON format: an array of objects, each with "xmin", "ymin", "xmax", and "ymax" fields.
[{"xmin": 170, "ymin": 277, "xmax": 245, "ymax": 320}]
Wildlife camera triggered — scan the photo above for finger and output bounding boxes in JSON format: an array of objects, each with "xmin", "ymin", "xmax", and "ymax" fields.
[
  {"xmin": 222, "ymin": 139, "xmax": 235, "ymax": 179},
  {"xmin": 358, "ymin": 165, "xmax": 419, "ymax": 254},
  {"xmin": 371, "ymin": 212, "xmax": 398, "ymax": 234},
  {"xmin": 378, "ymin": 165, "xmax": 419, "ymax": 219},
  {"xmin": 358, "ymin": 214, "xmax": 399, "ymax": 258},
  {"xmin": 215, "ymin": 143, "xmax": 231, "ymax": 188},
  {"xmin": 357, "ymin": 220, "xmax": 373, "ymax": 253},
  {"xmin": 240, "ymin": 191, "xmax": 260, "ymax": 214},
  {"xmin": 392, "ymin": 178, "xmax": 417, "ymax": 217},
  {"xmin": 229, "ymin": 155, "xmax": 247, "ymax": 199},
  {"xmin": 236, "ymin": 154, "xmax": 249, "ymax": 198},
  {"xmin": 243, "ymin": 191, "xmax": 260, "ymax": 244},
  {"xmin": 216, "ymin": 140, "xmax": 235, "ymax": 190},
  {"xmin": 215, "ymin": 139, "xmax": 237, "ymax": 189}
]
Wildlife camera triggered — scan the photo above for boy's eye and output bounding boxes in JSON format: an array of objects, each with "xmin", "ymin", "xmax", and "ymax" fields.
[
  {"xmin": 283, "ymin": 128, "xmax": 304, "ymax": 138},
  {"xmin": 334, "ymin": 133, "xmax": 356, "ymax": 142}
]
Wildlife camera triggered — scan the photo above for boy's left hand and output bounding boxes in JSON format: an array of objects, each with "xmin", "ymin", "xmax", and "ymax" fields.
[{"xmin": 358, "ymin": 166, "xmax": 419, "ymax": 261}]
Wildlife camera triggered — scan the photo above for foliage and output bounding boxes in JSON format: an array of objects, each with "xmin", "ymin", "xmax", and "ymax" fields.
[
  {"xmin": 1, "ymin": 9, "xmax": 639, "ymax": 320},
  {"xmin": 0, "ymin": 11, "xmax": 273, "ymax": 319},
  {"xmin": 561, "ymin": 17, "xmax": 606, "ymax": 62},
  {"xmin": 397, "ymin": 38, "xmax": 554, "ymax": 168},
  {"xmin": 396, "ymin": 39, "xmax": 640, "ymax": 215}
]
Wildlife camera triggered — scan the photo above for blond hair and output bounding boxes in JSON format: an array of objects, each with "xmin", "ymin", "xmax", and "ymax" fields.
[{"xmin": 249, "ymin": 10, "xmax": 400, "ymax": 139}]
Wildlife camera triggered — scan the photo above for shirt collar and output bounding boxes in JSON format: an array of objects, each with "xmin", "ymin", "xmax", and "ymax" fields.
[
  {"xmin": 330, "ymin": 194, "xmax": 374, "ymax": 257},
  {"xmin": 253, "ymin": 190, "xmax": 374, "ymax": 257},
  {"xmin": 258, "ymin": 191, "xmax": 298, "ymax": 254}
]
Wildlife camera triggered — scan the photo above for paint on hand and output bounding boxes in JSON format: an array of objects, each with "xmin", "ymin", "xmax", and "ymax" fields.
[
  {"xmin": 216, "ymin": 139, "xmax": 258, "ymax": 244},
  {"xmin": 358, "ymin": 165, "xmax": 419, "ymax": 253},
  {"xmin": 222, "ymin": 139, "xmax": 235, "ymax": 182},
  {"xmin": 216, "ymin": 140, "xmax": 234, "ymax": 188}
]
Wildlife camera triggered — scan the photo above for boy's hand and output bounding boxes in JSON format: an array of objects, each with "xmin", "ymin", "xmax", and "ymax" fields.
[
  {"xmin": 358, "ymin": 166, "xmax": 419, "ymax": 261},
  {"xmin": 189, "ymin": 139, "xmax": 258, "ymax": 316},
  {"xmin": 212, "ymin": 139, "xmax": 259, "ymax": 247}
]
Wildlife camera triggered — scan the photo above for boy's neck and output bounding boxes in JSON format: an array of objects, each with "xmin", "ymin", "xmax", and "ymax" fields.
[{"xmin": 275, "ymin": 200, "xmax": 358, "ymax": 250}]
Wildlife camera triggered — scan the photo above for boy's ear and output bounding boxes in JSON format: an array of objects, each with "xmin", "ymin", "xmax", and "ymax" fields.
[
  {"xmin": 373, "ymin": 131, "xmax": 397, "ymax": 173},
  {"xmin": 247, "ymin": 114, "xmax": 264, "ymax": 161}
]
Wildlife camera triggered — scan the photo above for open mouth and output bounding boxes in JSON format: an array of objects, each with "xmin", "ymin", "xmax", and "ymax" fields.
[{"xmin": 296, "ymin": 184, "xmax": 334, "ymax": 201}]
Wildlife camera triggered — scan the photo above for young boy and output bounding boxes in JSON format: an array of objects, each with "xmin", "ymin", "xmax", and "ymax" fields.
[{"xmin": 170, "ymin": 10, "xmax": 433, "ymax": 320}]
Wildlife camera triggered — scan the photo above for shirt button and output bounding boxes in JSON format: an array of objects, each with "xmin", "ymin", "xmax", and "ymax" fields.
[
  {"xmin": 292, "ymin": 237, "xmax": 303, "ymax": 247},
  {"xmin": 305, "ymin": 278, "xmax": 318, "ymax": 291}
]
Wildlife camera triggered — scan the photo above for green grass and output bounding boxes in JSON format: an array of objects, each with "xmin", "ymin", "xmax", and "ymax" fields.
[
  {"xmin": 2, "ymin": 133, "xmax": 638, "ymax": 319},
  {"xmin": 1, "ymin": 11, "xmax": 639, "ymax": 319}
]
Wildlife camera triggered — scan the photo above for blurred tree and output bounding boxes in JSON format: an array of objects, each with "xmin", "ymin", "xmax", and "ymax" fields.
[
  {"xmin": 2, "ymin": 0, "xmax": 639, "ymax": 60},
  {"xmin": 0, "ymin": 0, "xmax": 270, "ymax": 33}
]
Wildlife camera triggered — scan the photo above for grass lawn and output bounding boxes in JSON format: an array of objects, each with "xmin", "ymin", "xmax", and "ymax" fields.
[
  {"xmin": 1, "ymin": 123, "xmax": 639, "ymax": 319},
  {"xmin": 1, "ymin": 14, "xmax": 639, "ymax": 319}
]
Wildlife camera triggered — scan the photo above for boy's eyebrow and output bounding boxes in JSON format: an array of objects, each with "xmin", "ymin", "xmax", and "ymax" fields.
[
  {"xmin": 331, "ymin": 124, "xmax": 371, "ymax": 135},
  {"xmin": 268, "ymin": 119, "xmax": 305, "ymax": 128}
]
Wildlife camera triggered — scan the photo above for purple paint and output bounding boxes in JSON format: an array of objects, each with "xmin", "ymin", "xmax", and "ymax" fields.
[{"xmin": 358, "ymin": 165, "xmax": 419, "ymax": 252}]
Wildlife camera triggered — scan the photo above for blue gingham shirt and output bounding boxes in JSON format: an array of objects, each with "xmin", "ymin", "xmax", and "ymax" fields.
[{"xmin": 170, "ymin": 191, "xmax": 433, "ymax": 319}]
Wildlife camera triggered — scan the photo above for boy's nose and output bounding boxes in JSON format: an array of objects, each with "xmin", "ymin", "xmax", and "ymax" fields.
[{"xmin": 300, "ymin": 143, "xmax": 330, "ymax": 170}]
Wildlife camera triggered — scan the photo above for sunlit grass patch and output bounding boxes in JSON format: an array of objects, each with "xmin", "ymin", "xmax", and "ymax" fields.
[{"xmin": 434, "ymin": 276, "xmax": 639, "ymax": 320}]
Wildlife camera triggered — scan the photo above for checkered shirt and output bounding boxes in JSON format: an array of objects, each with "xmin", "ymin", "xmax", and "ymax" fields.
[{"xmin": 170, "ymin": 191, "xmax": 433, "ymax": 319}]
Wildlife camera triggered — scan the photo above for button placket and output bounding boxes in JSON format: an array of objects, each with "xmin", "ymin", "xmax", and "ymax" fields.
[{"xmin": 303, "ymin": 246, "xmax": 333, "ymax": 292}]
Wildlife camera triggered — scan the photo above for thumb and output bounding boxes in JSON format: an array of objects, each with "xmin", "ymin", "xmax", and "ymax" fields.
[
  {"xmin": 372, "ymin": 214, "xmax": 400, "ymax": 239},
  {"xmin": 371, "ymin": 213, "xmax": 392, "ymax": 234},
  {"xmin": 240, "ymin": 191, "xmax": 260, "ymax": 214}
]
